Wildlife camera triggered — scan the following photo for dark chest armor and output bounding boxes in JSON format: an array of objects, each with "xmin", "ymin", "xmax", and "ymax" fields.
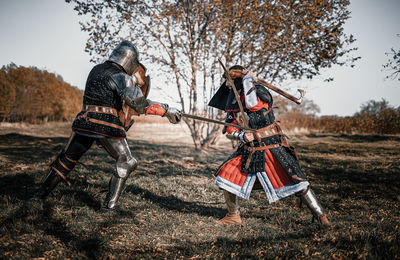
[
  {"xmin": 83, "ymin": 62, "xmax": 123, "ymax": 110},
  {"xmin": 247, "ymin": 108, "xmax": 275, "ymax": 129},
  {"xmin": 72, "ymin": 62, "xmax": 128, "ymax": 139}
]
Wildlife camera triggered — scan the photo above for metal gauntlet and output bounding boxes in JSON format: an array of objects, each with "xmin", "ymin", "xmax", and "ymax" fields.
[
  {"xmin": 164, "ymin": 106, "xmax": 182, "ymax": 124},
  {"xmin": 226, "ymin": 131, "xmax": 245, "ymax": 142}
]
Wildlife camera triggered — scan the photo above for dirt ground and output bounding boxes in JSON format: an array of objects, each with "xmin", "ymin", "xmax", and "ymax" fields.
[{"xmin": 0, "ymin": 121, "xmax": 399, "ymax": 259}]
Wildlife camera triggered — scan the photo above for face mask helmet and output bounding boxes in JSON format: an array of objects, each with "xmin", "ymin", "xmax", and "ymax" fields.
[{"xmin": 109, "ymin": 40, "xmax": 140, "ymax": 75}]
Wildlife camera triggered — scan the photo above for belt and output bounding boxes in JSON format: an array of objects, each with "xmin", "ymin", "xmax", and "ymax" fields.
[
  {"xmin": 243, "ymin": 143, "xmax": 281, "ymax": 169},
  {"xmin": 83, "ymin": 105, "xmax": 119, "ymax": 117},
  {"xmin": 79, "ymin": 105, "xmax": 125, "ymax": 131},
  {"xmin": 243, "ymin": 122, "xmax": 291, "ymax": 169},
  {"xmin": 252, "ymin": 122, "xmax": 283, "ymax": 140}
]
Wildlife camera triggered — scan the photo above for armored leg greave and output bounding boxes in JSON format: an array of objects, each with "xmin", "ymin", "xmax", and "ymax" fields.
[
  {"xmin": 34, "ymin": 133, "xmax": 93, "ymax": 200},
  {"xmin": 34, "ymin": 153, "xmax": 77, "ymax": 199},
  {"xmin": 298, "ymin": 186, "xmax": 330, "ymax": 225},
  {"xmin": 223, "ymin": 190, "xmax": 240, "ymax": 214},
  {"xmin": 100, "ymin": 138, "xmax": 137, "ymax": 209},
  {"xmin": 103, "ymin": 175, "xmax": 128, "ymax": 209}
]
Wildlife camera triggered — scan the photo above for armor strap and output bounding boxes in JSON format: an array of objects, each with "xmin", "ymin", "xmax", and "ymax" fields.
[
  {"xmin": 86, "ymin": 118, "xmax": 125, "ymax": 131},
  {"xmin": 243, "ymin": 121, "xmax": 298, "ymax": 169},
  {"xmin": 243, "ymin": 143, "xmax": 280, "ymax": 169},
  {"xmin": 263, "ymin": 106, "xmax": 278, "ymax": 116},
  {"xmin": 65, "ymin": 155, "xmax": 77, "ymax": 163},
  {"xmin": 83, "ymin": 105, "xmax": 119, "ymax": 117},
  {"xmin": 79, "ymin": 105, "xmax": 126, "ymax": 132},
  {"xmin": 253, "ymin": 122, "xmax": 281, "ymax": 140},
  {"xmin": 51, "ymin": 166, "xmax": 71, "ymax": 186},
  {"xmin": 57, "ymin": 158, "xmax": 71, "ymax": 171}
]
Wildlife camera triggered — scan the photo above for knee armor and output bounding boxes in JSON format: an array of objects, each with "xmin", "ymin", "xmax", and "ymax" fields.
[
  {"xmin": 116, "ymin": 155, "xmax": 138, "ymax": 179},
  {"xmin": 99, "ymin": 138, "xmax": 138, "ymax": 209}
]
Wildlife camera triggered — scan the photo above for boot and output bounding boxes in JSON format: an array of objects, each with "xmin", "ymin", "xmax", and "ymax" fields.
[
  {"xmin": 216, "ymin": 212, "xmax": 242, "ymax": 224},
  {"xmin": 318, "ymin": 213, "xmax": 330, "ymax": 226},
  {"xmin": 299, "ymin": 186, "xmax": 330, "ymax": 226},
  {"xmin": 33, "ymin": 169, "xmax": 62, "ymax": 200},
  {"xmin": 216, "ymin": 190, "xmax": 242, "ymax": 224}
]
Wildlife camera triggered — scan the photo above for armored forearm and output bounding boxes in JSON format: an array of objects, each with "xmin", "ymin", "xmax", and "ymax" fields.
[
  {"xmin": 122, "ymin": 88, "xmax": 149, "ymax": 114},
  {"xmin": 226, "ymin": 131, "xmax": 245, "ymax": 142},
  {"xmin": 243, "ymin": 74, "xmax": 259, "ymax": 109},
  {"xmin": 144, "ymin": 100, "xmax": 181, "ymax": 123},
  {"xmin": 144, "ymin": 100, "xmax": 168, "ymax": 116}
]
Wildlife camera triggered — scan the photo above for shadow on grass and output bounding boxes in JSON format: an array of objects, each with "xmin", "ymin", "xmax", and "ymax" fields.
[
  {"xmin": 0, "ymin": 195, "xmax": 139, "ymax": 259},
  {"xmin": 126, "ymin": 184, "xmax": 225, "ymax": 218}
]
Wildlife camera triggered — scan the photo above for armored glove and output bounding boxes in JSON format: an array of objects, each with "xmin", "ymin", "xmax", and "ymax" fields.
[
  {"xmin": 164, "ymin": 106, "xmax": 182, "ymax": 124},
  {"xmin": 227, "ymin": 131, "xmax": 254, "ymax": 143}
]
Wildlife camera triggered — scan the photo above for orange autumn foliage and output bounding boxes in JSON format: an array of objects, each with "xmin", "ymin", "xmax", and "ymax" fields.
[{"xmin": 0, "ymin": 63, "xmax": 83, "ymax": 123}]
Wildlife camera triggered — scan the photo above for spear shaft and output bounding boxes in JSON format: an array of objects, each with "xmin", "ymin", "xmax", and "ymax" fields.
[
  {"xmin": 182, "ymin": 113, "xmax": 255, "ymax": 131},
  {"xmin": 218, "ymin": 59, "xmax": 249, "ymax": 128}
]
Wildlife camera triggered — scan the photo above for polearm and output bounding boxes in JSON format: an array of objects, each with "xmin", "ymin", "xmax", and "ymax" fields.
[
  {"xmin": 226, "ymin": 69, "xmax": 305, "ymax": 105},
  {"xmin": 182, "ymin": 113, "xmax": 255, "ymax": 131},
  {"xmin": 218, "ymin": 59, "xmax": 249, "ymax": 128},
  {"xmin": 255, "ymin": 78, "xmax": 305, "ymax": 105}
]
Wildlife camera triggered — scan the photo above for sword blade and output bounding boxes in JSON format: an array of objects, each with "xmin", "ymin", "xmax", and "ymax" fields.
[{"xmin": 182, "ymin": 113, "xmax": 255, "ymax": 131}]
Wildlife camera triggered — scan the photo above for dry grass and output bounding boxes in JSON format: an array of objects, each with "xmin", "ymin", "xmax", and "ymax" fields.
[{"xmin": 0, "ymin": 122, "xmax": 399, "ymax": 259}]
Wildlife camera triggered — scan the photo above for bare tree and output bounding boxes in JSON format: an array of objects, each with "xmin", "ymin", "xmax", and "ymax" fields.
[
  {"xmin": 383, "ymin": 34, "xmax": 400, "ymax": 81},
  {"xmin": 66, "ymin": 0, "xmax": 359, "ymax": 149}
]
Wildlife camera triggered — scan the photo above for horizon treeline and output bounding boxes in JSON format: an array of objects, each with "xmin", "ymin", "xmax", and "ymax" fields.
[
  {"xmin": 278, "ymin": 99, "xmax": 400, "ymax": 135},
  {"xmin": 0, "ymin": 63, "xmax": 83, "ymax": 122}
]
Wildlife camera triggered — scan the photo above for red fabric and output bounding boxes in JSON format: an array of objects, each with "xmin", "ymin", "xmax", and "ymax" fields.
[
  {"xmin": 264, "ymin": 150, "xmax": 292, "ymax": 189},
  {"xmin": 217, "ymin": 151, "xmax": 292, "ymax": 189},
  {"xmin": 145, "ymin": 104, "xmax": 166, "ymax": 116},
  {"xmin": 218, "ymin": 155, "xmax": 247, "ymax": 186},
  {"xmin": 225, "ymin": 118, "xmax": 240, "ymax": 134},
  {"xmin": 248, "ymin": 96, "xmax": 269, "ymax": 112}
]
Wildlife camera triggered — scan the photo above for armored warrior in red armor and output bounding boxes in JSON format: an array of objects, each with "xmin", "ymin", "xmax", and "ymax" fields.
[
  {"xmin": 33, "ymin": 41, "xmax": 182, "ymax": 210},
  {"xmin": 208, "ymin": 65, "xmax": 329, "ymax": 225}
]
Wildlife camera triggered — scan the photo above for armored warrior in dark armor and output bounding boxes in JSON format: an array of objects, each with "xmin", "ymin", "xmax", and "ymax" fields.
[
  {"xmin": 208, "ymin": 65, "xmax": 329, "ymax": 225},
  {"xmin": 34, "ymin": 41, "xmax": 182, "ymax": 210}
]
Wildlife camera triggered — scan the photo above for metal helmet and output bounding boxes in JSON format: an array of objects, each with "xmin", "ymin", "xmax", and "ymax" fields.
[{"xmin": 108, "ymin": 41, "xmax": 140, "ymax": 75}]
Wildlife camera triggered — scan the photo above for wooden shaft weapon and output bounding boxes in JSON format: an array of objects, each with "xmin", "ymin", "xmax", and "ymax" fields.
[
  {"xmin": 218, "ymin": 59, "xmax": 249, "ymax": 127},
  {"xmin": 255, "ymin": 78, "xmax": 305, "ymax": 105},
  {"xmin": 182, "ymin": 113, "xmax": 255, "ymax": 131},
  {"xmin": 228, "ymin": 69, "xmax": 305, "ymax": 105}
]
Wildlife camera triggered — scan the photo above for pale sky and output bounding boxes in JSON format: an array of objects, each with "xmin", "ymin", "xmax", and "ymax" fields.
[{"xmin": 0, "ymin": 0, "xmax": 399, "ymax": 116}]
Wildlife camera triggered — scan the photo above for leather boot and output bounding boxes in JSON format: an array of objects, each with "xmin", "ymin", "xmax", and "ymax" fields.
[
  {"xmin": 33, "ymin": 169, "xmax": 62, "ymax": 199},
  {"xmin": 318, "ymin": 213, "xmax": 330, "ymax": 226},
  {"xmin": 216, "ymin": 190, "xmax": 242, "ymax": 224},
  {"xmin": 216, "ymin": 212, "xmax": 242, "ymax": 224}
]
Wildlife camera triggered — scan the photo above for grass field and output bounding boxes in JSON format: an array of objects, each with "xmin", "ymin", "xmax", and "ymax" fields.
[{"xmin": 0, "ymin": 121, "xmax": 399, "ymax": 259}]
